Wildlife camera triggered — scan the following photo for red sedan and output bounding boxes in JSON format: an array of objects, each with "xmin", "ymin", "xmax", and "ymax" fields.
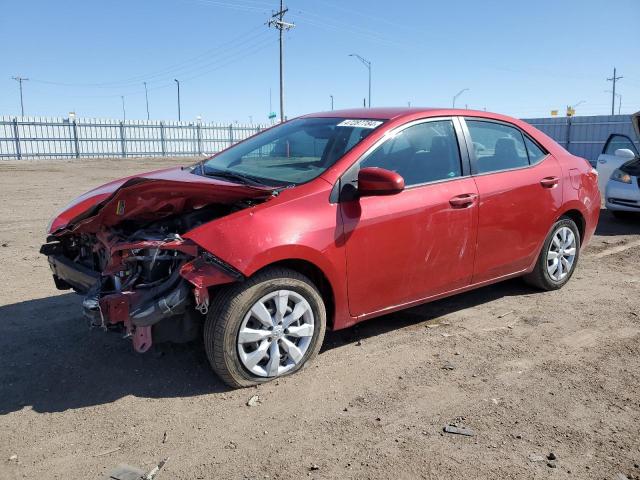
[{"xmin": 41, "ymin": 108, "xmax": 600, "ymax": 387}]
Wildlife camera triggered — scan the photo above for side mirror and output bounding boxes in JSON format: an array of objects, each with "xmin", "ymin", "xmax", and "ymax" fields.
[
  {"xmin": 357, "ymin": 167, "xmax": 405, "ymax": 196},
  {"xmin": 615, "ymin": 148, "xmax": 636, "ymax": 159}
]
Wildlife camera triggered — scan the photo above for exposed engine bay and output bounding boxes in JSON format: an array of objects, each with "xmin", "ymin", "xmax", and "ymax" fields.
[{"xmin": 41, "ymin": 177, "xmax": 271, "ymax": 353}]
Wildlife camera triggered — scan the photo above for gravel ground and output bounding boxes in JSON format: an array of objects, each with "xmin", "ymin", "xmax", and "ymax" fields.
[{"xmin": 1, "ymin": 157, "xmax": 639, "ymax": 480}]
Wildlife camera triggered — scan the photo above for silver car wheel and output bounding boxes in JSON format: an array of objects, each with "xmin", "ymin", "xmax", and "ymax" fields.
[
  {"xmin": 237, "ymin": 290, "xmax": 315, "ymax": 378},
  {"xmin": 546, "ymin": 226, "xmax": 577, "ymax": 281}
]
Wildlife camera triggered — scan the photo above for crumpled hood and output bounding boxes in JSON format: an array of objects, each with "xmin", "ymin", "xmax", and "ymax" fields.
[{"xmin": 49, "ymin": 166, "xmax": 273, "ymax": 234}]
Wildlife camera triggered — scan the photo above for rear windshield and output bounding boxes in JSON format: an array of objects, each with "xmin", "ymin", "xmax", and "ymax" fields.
[{"xmin": 202, "ymin": 117, "xmax": 384, "ymax": 186}]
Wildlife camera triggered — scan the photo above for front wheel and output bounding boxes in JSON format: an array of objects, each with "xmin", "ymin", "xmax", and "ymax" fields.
[
  {"xmin": 204, "ymin": 267, "xmax": 326, "ymax": 388},
  {"xmin": 523, "ymin": 218, "xmax": 580, "ymax": 291}
]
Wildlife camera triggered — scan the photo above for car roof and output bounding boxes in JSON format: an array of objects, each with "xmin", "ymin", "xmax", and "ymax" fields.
[{"xmin": 301, "ymin": 107, "xmax": 519, "ymax": 123}]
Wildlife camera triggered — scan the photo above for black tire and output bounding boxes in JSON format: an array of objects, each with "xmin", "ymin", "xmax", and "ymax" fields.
[
  {"xmin": 204, "ymin": 267, "xmax": 326, "ymax": 388},
  {"xmin": 523, "ymin": 217, "xmax": 581, "ymax": 291}
]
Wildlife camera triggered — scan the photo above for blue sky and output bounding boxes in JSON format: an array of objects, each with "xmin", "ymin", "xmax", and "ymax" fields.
[{"xmin": 1, "ymin": 0, "xmax": 639, "ymax": 122}]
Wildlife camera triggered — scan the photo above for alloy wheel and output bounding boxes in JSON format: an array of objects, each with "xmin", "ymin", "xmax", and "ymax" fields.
[
  {"xmin": 546, "ymin": 226, "xmax": 577, "ymax": 281},
  {"xmin": 237, "ymin": 290, "xmax": 315, "ymax": 377}
]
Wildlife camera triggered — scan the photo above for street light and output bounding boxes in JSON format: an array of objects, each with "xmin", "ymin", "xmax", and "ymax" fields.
[
  {"xmin": 121, "ymin": 95, "xmax": 126, "ymax": 121},
  {"xmin": 174, "ymin": 79, "xmax": 181, "ymax": 121},
  {"xmin": 452, "ymin": 88, "xmax": 469, "ymax": 108},
  {"xmin": 605, "ymin": 91, "xmax": 622, "ymax": 114},
  {"xmin": 143, "ymin": 82, "xmax": 150, "ymax": 120},
  {"xmin": 330, "ymin": 94, "xmax": 334, "ymax": 110},
  {"xmin": 349, "ymin": 54, "xmax": 371, "ymax": 108}
]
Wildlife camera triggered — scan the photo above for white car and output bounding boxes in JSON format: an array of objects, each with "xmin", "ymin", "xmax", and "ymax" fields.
[{"xmin": 603, "ymin": 112, "xmax": 640, "ymax": 217}]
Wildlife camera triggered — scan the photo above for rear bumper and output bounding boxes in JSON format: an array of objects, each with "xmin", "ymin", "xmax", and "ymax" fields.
[{"xmin": 47, "ymin": 254, "xmax": 100, "ymax": 294}]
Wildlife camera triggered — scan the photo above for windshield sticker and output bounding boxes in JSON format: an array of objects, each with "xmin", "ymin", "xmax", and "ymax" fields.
[{"xmin": 337, "ymin": 119, "xmax": 383, "ymax": 129}]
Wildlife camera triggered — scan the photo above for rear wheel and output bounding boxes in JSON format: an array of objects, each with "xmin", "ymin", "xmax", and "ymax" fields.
[
  {"xmin": 523, "ymin": 218, "xmax": 580, "ymax": 291},
  {"xmin": 204, "ymin": 267, "xmax": 326, "ymax": 388}
]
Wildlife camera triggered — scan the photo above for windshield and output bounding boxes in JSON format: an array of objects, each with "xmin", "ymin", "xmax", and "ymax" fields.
[{"xmin": 200, "ymin": 117, "xmax": 385, "ymax": 186}]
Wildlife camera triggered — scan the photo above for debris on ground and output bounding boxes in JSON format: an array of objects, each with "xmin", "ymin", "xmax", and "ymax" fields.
[
  {"xmin": 355, "ymin": 340, "xmax": 362, "ymax": 346},
  {"xmin": 162, "ymin": 431, "xmax": 168, "ymax": 444},
  {"xmin": 94, "ymin": 447, "xmax": 121, "ymax": 457},
  {"xmin": 309, "ymin": 464, "xmax": 320, "ymax": 471},
  {"xmin": 442, "ymin": 362, "xmax": 455, "ymax": 370},
  {"xmin": 8, "ymin": 454, "xmax": 18, "ymax": 462},
  {"xmin": 547, "ymin": 462, "xmax": 556, "ymax": 468},
  {"xmin": 144, "ymin": 457, "xmax": 169, "ymax": 480},
  {"xmin": 103, "ymin": 464, "xmax": 146, "ymax": 480},
  {"xmin": 246, "ymin": 395, "xmax": 261, "ymax": 407},
  {"xmin": 547, "ymin": 452, "xmax": 557, "ymax": 461},
  {"xmin": 443, "ymin": 424, "xmax": 474, "ymax": 436},
  {"xmin": 528, "ymin": 454, "xmax": 544, "ymax": 462},
  {"xmin": 498, "ymin": 310, "xmax": 514, "ymax": 319}
]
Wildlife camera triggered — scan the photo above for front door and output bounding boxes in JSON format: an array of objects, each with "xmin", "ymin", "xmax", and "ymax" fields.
[{"xmin": 339, "ymin": 118, "xmax": 478, "ymax": 317}]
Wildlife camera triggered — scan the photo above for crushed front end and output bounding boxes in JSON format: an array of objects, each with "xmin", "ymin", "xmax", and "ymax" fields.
[
  {"xmin": 41, "ymin": 207, "xmax": 243, "ymax": 352},
  {"xmin": 39, "ymin": 169, "xmax": 275, "ymax": 352}
]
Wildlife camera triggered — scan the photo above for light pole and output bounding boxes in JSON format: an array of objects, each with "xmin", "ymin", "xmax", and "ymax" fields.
[
  {"xmin": 11, "ymin": 76, "xmax": 29, "ymax": 117},
  {"xmin": 452, "ymin": 88, "xmax": 469, "ymax": 108},
  {"xmin": 330, "ymin": 95, "xmax": 334, "ymax": 110},
  {"xmin": 605, "ymin": 91, "xmax": 622, "ymax": 114},
  {"xmin": 143, "ymin": 82, "xmax": 150, "ymax": 120},
  {"xmin": 121, "ymin": 96, "xmax": 126, "ymax": 121},
  {"xmin": 174, "ymin": 79, "xmax": 181, "ymax": 121},
  {"xmin": 349, "ymin": 54, "xmax": 371, "ymax": 108}
]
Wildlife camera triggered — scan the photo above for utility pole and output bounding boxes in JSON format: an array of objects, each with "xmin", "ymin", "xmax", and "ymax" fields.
[
  {"xmin": 121, "ymin": 96, "xmax": 126, "ymax": 121},
  {"xmin": 174, "ymin": 79, "xmax": 181, "ymax": 121},
  {"xmin": 606, "ymin": 67, "xmax": 623, "ymax": 115},
  {"xmin": 330, "ymin": 95, "xmax": 334, "ymax": 110},
  {"xmin": 268, "ymin": 0, "xmax": 295, "ymax": 123},
  {"xmin": 143, "ymin": 82, "xmax": 150, "ymax": 120},
  {"xmin": 349, "ymin": 53, "xmax": 372, "ymax": 108},
  {"xmin": 11, "ymin": 76, "xmax": 29, "ymax": 117}
]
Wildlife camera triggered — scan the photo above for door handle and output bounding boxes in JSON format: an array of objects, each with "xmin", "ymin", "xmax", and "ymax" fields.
[
  {"xmin": 540, "ymin": 176, "xmax": 559, "ymax": 188},
  {"xmin": 449, "ymin": 193, "xmax": 478, "ymax": 208}
]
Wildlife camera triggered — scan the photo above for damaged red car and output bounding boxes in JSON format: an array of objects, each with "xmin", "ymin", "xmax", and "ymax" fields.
[{"xmin": 42, "ymin": 108, "xmax": 600, "ymax": 387}]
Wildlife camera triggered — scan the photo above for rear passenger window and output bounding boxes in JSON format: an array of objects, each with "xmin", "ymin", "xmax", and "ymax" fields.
[
  {"xmin": 360, "ymin": 120, "xmax": 462, "ymax": 186},
  {"xmin": 467, "ymin": 120, "xmax": 529, "ymax": 174},
  {"xmin": 524, "ymin": 136, "xmax": 546, "ymax": 164}
]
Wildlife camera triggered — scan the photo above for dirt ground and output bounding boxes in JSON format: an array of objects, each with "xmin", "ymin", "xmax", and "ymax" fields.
[{"xmin": 1, "ymin": 157, "xmax": 639, "ymax": 480}]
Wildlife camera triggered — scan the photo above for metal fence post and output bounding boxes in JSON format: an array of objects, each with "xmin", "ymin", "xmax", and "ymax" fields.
[
  {"xmin": 160, "ymin": 122, "xmax": 166, "ymax": 156},
  {"xmin": 119, "ymin": 121, "xmax": 127, "ymax": 157},
  {"xmin": 72, "ymin": 120, "xmax": 80, "ymax": 158},
  {"xmin": 12, "ymin": 118, "xmax": 21, "ymax": 160},
  {"xmin": 196, "ymin": 123, "xmax": 202, "ymax": 154},
  {"xmin": 228, "ymin": 124, "xmax": 234, "ymax": 148}
]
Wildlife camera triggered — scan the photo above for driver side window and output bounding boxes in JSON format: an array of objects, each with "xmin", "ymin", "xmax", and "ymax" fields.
[{"xmin": 360, "ymin": 120, "xmax": 463, "ymax": 186}]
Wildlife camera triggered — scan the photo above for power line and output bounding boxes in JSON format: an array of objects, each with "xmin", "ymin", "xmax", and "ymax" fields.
[
  {"xmin": 29, "ymin": 25, "xmax": 268, "ymax": 89},
  {"xmin": 268, "ymin": 0, "xmax": 295, "ymax": 122},
  {"xmin": 606, "ymin": 67, "xmax": 623, "ymax": 116}
]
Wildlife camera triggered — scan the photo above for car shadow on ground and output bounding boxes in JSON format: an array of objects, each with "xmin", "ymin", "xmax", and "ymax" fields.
[
  {"xmin": 322, "ymin": 277, "xmax": 535, "ymax": 352},
  {"xmin": 595, "ymin": 208, "xmax": 640, "ymax": 236},
  {"xmin": 0, "ymin": 278, "xmax": 538, "ymax": 415}
]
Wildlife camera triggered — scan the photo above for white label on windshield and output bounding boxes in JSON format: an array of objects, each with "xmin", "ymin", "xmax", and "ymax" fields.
[{"xmin": 337, "ymin": 119, "xmax": 383, "ymax": 129}]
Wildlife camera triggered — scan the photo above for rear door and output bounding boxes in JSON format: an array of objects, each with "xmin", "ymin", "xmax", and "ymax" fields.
[
  {"xmin": 461, "ymin": 118, "xmax": 563, "ymax": 283},
  {"xmin": 339, "ymin": 117, "xmax": 478, "ymax": 317}
]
